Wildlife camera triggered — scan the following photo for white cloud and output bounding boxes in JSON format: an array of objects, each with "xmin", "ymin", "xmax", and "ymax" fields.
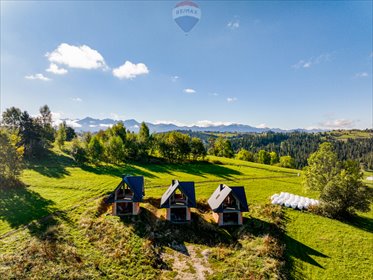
[
  {"xmin": 154, "ymin": 120, "xmax": 189, "ymax": 126},
  {"xmin": 209, "ymin": 92, "xmax": 219, "ymax": 96},
  {"xmin": 292, "ymin": 54, "xmax": 331, "ymax": 69},
  {"xmin": 318, "ymin": 119, "xmax": 356, "ymax": 129},
  {"xmin": 112, "ymin": 61, "xmax": 149, "ymax": 79},
  {"xmin": 99, "ymin": 124, "xmax": 113, "ymax": 128},
  {"xmin": 195, "ymin": 120, "xmax": 233, "ymax": 127},
  {"xmin": 355, "ymin": 72, "xmax": 368, "ymax": 78},
  {"xmin": 25, "ymin": 73, "xmax": 50, "ymax": 81},
  {"xmin": 46, "ymin": 43, "xmax": 107, "ymax": 70},
  {"xmin": 184, "ymin": 88, "xmax": 196, "ymax": 94},
  {"xmin": 72, "ymin": 97, "xmax": 82, "ymax": 102},
  {"xmin": 46, "ymin": 63, "xmax": 68, "ymax": 75},
  {"xmin": 153, "ymin": 120, "xmax": 234, "ymax": 127},
  {"xmin": 171, "ymin": 75, "xmax": 179, "ymax": 82},
  {"xmin": 227, "ymin": 97, "xmax": 237, "ymax": 103},
  {"xmin": 227, "ymin": 19, "xmax": 240, "ymax": 30},
  {"xmin": 256, "ymin": 123, "xmax": 268, "ymax": 129},
  {"xmin": 51, "ymin": 112, "xmax": 82, "ymax": 128}
]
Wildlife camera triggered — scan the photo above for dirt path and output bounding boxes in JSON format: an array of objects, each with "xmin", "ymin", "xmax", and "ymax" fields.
[{"xmin": 162, "ymin": 244, "xmax": 212, "ymax": 280}]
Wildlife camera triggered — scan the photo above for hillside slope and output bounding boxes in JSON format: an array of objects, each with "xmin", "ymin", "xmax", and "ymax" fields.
[{"xmin": 1, "ymin": 152, "xmax": 372, "ymax": 279}]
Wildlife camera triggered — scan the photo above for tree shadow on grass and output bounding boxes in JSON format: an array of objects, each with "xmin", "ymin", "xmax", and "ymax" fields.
[
  {"xmin": 340, "ymin": 214, "xmax": 373, "ymax": 234},
  {"xmin": 80, "ymin": 163, "xmax": 157, "ymax": 179},
  {"xmin": 26, "ymin": 150, "xmax": 73, "ymax": 178},
  {"xmin": 27, "ymin": 210, "xmax": 72, "ymax": 239},
  {"xmin": 239, "ymin": 217, "xmax": 328, "ymax": 279},
  {"xmin": 0, "ymin": 184, "xmax": 55, "ymax": 234},
  {"xmin": 139, "ymin": 161, "xmax": 242, "ymax": 180}
]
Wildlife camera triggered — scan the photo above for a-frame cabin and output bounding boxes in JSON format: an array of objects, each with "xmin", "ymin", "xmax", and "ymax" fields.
[
  {"xmin": 160, "ymin": 180, "xmax": 196, "ymax": 223},
  {"xmin": 208, "ymin": 184, "xmax": 249, "ymax": 226},
  {"xmin": 106, "ymin": 175, "xmax": 145, "ymax": 216}
]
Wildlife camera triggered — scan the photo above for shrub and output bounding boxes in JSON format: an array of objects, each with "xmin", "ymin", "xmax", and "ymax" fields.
[
  {"xmin": 236, "ymin": 148, "xmax": 254, "ymax": 162},
  {"xmin": 70, "ymin": 138, "xmax": 87, "ymax": 164},
  {"xmin": 0, "ymin": 129, "xmax": 24, "ymax": 184},
  {"xmin": 304, "ymin": 143, "xmax": 372, "ymax": 218},
  {"xmin": 279, "ymin": 156, "xmax": 295, "ymax": 168}
]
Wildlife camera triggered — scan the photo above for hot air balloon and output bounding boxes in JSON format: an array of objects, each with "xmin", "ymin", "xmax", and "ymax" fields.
[{"xmin": 172, "ymin": 1, "xmax": 201, "ymax": 33}]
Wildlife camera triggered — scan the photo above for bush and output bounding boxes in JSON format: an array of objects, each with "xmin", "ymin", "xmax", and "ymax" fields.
[
  {"xmin": 304, "ymin": 143, "xmax": 372, "ymax": 218},
  {"xmin": 236, "ymin": 149, "xmax": 254, "ymax": 162},
  {"xmin": 318, "ymin": 161, "xmax": 372, "ymax": 218},
  {"xmin": 70, "ymin": 138, "xmax": 87, "ymax": 164},
  {"xmin": 279, "ymin": 156, "xmax": 295, "ymax": 168},
  {"xmin": 0, "ymin": 129, "xmax": 24, "ymax": 184}
]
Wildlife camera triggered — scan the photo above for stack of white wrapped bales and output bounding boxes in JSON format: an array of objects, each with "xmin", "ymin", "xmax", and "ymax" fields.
[{"xmin": 270, "ymin": 192, "xmax": 319, "ymax": 210}]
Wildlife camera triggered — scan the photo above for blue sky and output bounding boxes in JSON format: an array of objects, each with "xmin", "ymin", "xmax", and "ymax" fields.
[{"xmin": 1, "ymin": 1, "xmax": 372, "ymax": 129}]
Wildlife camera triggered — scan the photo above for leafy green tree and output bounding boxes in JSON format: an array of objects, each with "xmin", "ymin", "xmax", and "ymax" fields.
[
  {"xmin": 1, "ymin": 107, "xmax": 22, "ymax": 130},
  {"xmin": 138, "ymin": 122, "xmax": 150, "ymax": 143},
  {"xmin": 106, "ymin": 136, "xmax": 125, "ymax": 164},
  {"xmin": 303, "ymin": 142, "xmax": 339, "ymax": 191},
  {"xmin": 82, "ymin": 132, "xmax": 92, "ymax": 148},
  {"xmin": 0, "ymin": 129, "xmax": 24, "ymax": 184},
  {"xmin": 209, "ymin": 137, "xmax": 234, "ymax": 158},
  {"xmin": 236, "ymin": 148, "xmax": 254, "ymax": 162},
  {"xmin": 270, "ymin": 151, "xmax": 279, "ymax": 165},
  {"xmin": 257, "ymin": 150, "xmax": 271, "ymax": 164},
  {"xmin": 109, "ymin": 122, "xmax": 127, "ymax": 142},
  {"xmin": 279, "ymin": 155, "xmax": 295, "ymax": 168},
  {"xmin": 304, "ymin": 143, "xmax": 371, "ymax": 218},
  {"xmin": 319, "ymin": 160, "xmax": 372, "ymax": 217},
  {"xmin": 55, "ymin": 122, "xmax": 67, "ymax": 149},
  {"xmin": 65, "ymin": 126, "xmax": 77, "ymax": 141},
  {"xmin": 137, "ymin": 122, "xmax": 151, "ymax": 159},
  {"xmin": 157, "ymin": 132, "xmax": 191, "ymax": 162},
  {"xmin": 19, "ymin": 111, "xmax": 44, "ymax": 158},
  {"xmin": 88, "ymin": 136, "xmax": 104, "ymax": 162},
  {"xmin": 37, "ymin": 105, "xmax": 55, "ymax": 144},
  {"xmin": 70, "ymin": 138, "xmax": 87, "ymax": 164},
  {"xmin": 190, "ymin": 137, "xmax": 206, "ymax": 160},
  {"xmin": 124, "ymin": 132, "xmax": 139, "ymax": 160},
  {"xmin": 39, "ymin": 105, "xmax": 52, "ymax": 126}
]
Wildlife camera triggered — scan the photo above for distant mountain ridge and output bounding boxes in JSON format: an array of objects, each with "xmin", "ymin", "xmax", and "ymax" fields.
[{"xmin": 64, "ymin": 117, "xmax": 325, "ymax": 133}]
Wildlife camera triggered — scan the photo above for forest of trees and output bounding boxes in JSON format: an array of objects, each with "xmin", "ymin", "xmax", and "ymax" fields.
[
  {"xmin": 0, "ymin": 105, "xmax": 208, "ymax": 177},
  {"xmin": 228, "ymin": 132, "xmax": 373, "ymax": 169},
  {"xmin": 181, "ymin": 131, "xmax": 372, "ymax": 170},
  {"xmin": 1, "ymin": 104, "xmax": 372, "ymax": 187}
]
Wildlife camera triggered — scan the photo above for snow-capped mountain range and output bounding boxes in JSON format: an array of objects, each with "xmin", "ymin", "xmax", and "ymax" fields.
[{"xmin": 57, "ymin": 117, "xmax": 325, "ymax": 134}]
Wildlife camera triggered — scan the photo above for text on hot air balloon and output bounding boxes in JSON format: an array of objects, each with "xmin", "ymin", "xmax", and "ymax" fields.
[{"xmin": 173, "ymin": 6, "xmax": 201, "ymax": 20}]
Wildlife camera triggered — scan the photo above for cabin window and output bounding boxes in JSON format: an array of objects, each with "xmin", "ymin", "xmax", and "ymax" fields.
[
  {"xmin": 222, "ymin": 194, "xmax": 238, "ymax": 210},
  {"xmin": 171, "ymin": 189, "xmax": 186, "ymax": 205},
  {"xmin": 116, "ymin": 184, "xmax": 133, "ymax": 200}
]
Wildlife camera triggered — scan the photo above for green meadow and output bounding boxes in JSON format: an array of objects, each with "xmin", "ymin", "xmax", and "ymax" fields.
[{"xmin": 0, "ymin": 149, "xmax": 372, "ymax": 279}]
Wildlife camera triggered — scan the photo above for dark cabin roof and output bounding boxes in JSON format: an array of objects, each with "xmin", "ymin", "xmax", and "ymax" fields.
[
  {"xmin": 208, "ymin": 184, "xmax": 249, "ymax": 213},
  {"xmin": 160, "ymin": 180, "xmax": 196, "ymax": 208},
  {"xmin": 105, "ymin": 175, "xmax": 144, "ymax": 204}
]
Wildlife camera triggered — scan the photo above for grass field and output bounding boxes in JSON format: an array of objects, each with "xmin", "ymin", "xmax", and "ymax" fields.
[
  {"xmin": 325, "ymin": 129, "xmax": 373, "ymax": 140},
  {"xmin": 0, "ymin": 149, "xmax": 372, "ymax": 279}
]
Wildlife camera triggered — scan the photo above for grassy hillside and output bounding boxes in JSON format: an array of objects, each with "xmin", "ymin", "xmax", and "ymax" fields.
[{"xmin": 1, "ymin": 150, "xmax": 372, "ymax": 279}]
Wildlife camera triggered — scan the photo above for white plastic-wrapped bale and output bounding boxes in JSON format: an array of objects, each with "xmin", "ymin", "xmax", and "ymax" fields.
[
  {"xmin": 271, "ymin": 194, "xmax": 279, "ymax": 200},
  {"xmin": 270, "ymin": 192, "xmax": 319, "ymax": 210}
]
